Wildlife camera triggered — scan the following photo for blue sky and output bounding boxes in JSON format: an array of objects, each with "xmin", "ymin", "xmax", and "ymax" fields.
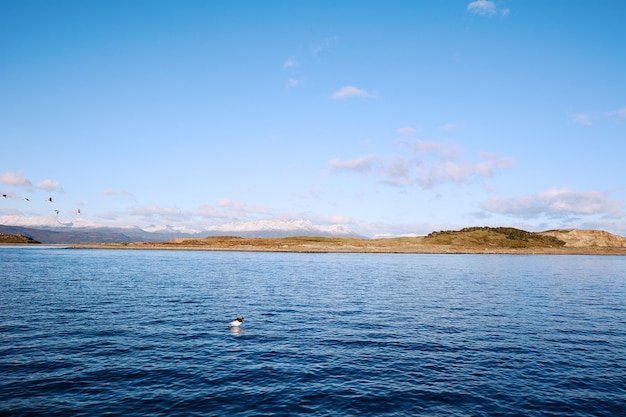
[{"xmin": 1, "ymin": 0, "xmax": 625, "ymax": 237}]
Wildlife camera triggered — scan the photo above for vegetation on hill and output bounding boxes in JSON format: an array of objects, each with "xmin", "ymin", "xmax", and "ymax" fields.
[
  {"xmin": 0, "ymin": 233, "xmax": 41, "ymax": 244},
  {"xmin": 425, "ymin": 227, "xmax": 566, "ymax": 248},
  {"xmin": 70, "ymin": 227, "xmax": 625, "ymax": 255}
]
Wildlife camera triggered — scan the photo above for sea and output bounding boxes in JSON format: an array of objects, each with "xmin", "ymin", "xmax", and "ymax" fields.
[{"xmin": 1, "ymin": 247, "xmax": 625, "ymax": 416}]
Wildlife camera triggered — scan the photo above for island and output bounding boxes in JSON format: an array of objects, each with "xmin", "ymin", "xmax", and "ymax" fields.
[
  {"xmin": 67, "ymin": 227, "xmax": 626, "ymax": 255},
  {"xmin": 0, "ymin": 233, "xmax": 41, "ymax": 244}
]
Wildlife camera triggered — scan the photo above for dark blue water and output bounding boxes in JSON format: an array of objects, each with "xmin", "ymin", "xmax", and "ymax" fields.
[{"xmin": 1, "ymin": 248, "xmax": 625, "ymax": 416}]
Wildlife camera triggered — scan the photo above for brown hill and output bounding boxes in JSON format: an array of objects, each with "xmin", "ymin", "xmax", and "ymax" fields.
[
  {"xmin": 70, "ymin": 227, "xmax": 626, "ymax": 255},
  {"xmin": 0, "ymin": 233, "xmax": 41, "ymax": 244},
  {"xmin": 424, "ymin": 227, "xmax": 566, "ymax": 249},
  {"xmin": 539, "ymin": 229, "xmax": 626, "ymax": 248}
]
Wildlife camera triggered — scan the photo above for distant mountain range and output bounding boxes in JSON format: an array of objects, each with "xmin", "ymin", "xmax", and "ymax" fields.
[{"xmin": 0, "ymin": 220, "xmax": 363, "ymax": 244}]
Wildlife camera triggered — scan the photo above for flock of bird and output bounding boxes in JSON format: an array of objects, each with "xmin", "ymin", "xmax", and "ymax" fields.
[
  {"xmin": 1, "ymin": 194, "xmax": 81, "ymax": 216},
  {"xmin": 5, "ymin": 190, "xmax": 245, "ymax": 329},
  {"xmin": 5, "ymin": 191, "xmax": 246, "ymax": 331}
]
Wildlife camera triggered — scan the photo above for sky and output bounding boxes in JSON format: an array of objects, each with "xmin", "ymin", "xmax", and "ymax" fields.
[{"xmin": 1, "ymin": 0, "xmax": 625, "ymax": 238}]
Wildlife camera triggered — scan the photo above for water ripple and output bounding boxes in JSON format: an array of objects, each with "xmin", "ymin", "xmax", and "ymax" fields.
[{"xmin": 1, "ymin": 249, "xmax": 625, "ymax": 416}]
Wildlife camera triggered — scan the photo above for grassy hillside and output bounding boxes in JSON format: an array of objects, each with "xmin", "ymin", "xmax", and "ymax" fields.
[
  {"xmin": 70, "ymin": 227, "xmax": 626, "ymax": 255},
  {"xmin": 0, "ymin": 233, "xmax": 41, "ymax": 244},
  {"xmin": 425, "ymin": 227, "xmax": 566, "ymax": 248}
]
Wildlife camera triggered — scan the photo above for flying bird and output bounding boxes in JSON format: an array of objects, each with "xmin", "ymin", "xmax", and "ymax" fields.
[
  {"xmin": 229, "ymin": 316, "xmax": 244, "ymax": 327},
  {"xmin": 47, "ymin": 197, "xmax": 53, "ymax": 203},
  {"xmin": 24, "ymin": 197, "xmax": 30, "ymax": 201},
  {"xmin": 2, "ymin": 194, "xmax": 7, "ymax": 198},
  {"xmin": 77, "ymin": 209, "xmax": 81, "ymax": 215},
  {"xmin": 54, "ymin": 210, "xmax": 60, "ymax": 215}
]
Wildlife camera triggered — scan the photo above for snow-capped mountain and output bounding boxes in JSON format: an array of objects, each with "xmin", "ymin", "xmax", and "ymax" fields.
[
  {"xmin": 0, "ymin": 218, "xmax": 362, "ymax": 244},
  {"xmin": 202, "ymin": 219, "xmax": 360, "ymax": 238}
]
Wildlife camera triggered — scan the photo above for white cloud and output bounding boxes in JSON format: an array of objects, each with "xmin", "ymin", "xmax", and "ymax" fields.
[
  {"xmin": 378, "ymin": 157, "xmax": 415, "ymax": 187},
  {"xmin": 396, "ymin": 126, "xmax": 422, "ymax": 136},
  {"xmin": 573, "ymin": 113, "xmax": 593, "ymax": 125},
  {"xmin": 418, "ymin": 156, "xmax": 515, "ymax": 188},
  {"xmin": 0, "ymin": 171, "xmax": 33, "ymax": 190},
  {"xmin": 123, "ymin": 199, "xmax": 271, "ymax": 228},
  {"xmin": 331, "ymin": 86, "xmax": 373, "ymax": 100},
  {"xmin": 283, "ymin": 58, "xmax": 297, "ymax": 68},
  {"xmin": 481, "ymin": 188, "xmax": 624, "ymax": 219},
  {"xmin": 411, "ymin": 140, "xmax": 462, "ymax": 160},
  {"xmin": 127, "ymin": 204, "xmax": 181, "ymax": 219},
  {"xmin": 467, "ymin": 0, "xmax": 497, "ymax": 16},
  {"xmin": 329, "ymin": 154, "xmax": 378, "ymax": 173},
  {"xmin": 286, "ymin": 78, "xmax": 300, "ymax": 89},
  {"xmin": 607, "ymin": 106, "xmax": 626, "ymax": 121},
  {"xmin": 329, "ymin": 143, "xmax": 515, "ymax": 188},
  {"xmin": 573, "ymin": 107, "xmax": 626, "ymax": 124},
  {"xmin": 37, "ymin": 179, "xmax": 62, "ymax": 192}
]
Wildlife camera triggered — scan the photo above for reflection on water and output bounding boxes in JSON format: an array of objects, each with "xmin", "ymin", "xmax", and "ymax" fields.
[{"xmin": 230, "ymin": 326, "xmax": 243, "ymax": 336}]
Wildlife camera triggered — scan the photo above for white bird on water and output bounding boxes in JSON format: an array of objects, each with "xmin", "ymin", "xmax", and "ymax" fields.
[{"xmin": 229, "ymin": 316, "xmax": 244, "ymax": 327}]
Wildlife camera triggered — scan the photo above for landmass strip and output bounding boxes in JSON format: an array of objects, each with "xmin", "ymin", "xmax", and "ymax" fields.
[
  {"xmin": 75, "ymin": 227, "xmax": 626, "ymax": 255},
  {"xmin": 3, "ymin": 227, "xmax": 625, "ymax": 255}
]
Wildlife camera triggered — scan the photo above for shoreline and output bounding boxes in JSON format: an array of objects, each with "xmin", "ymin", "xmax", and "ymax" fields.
[{"xmin": 67, "ymin": 241, "xmax": 626, "ymax": 256}]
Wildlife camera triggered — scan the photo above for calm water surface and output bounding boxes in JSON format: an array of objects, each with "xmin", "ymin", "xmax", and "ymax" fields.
[{"xmin": 1, "ymin": 247, "xmax": 625, "ymax": 416}]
